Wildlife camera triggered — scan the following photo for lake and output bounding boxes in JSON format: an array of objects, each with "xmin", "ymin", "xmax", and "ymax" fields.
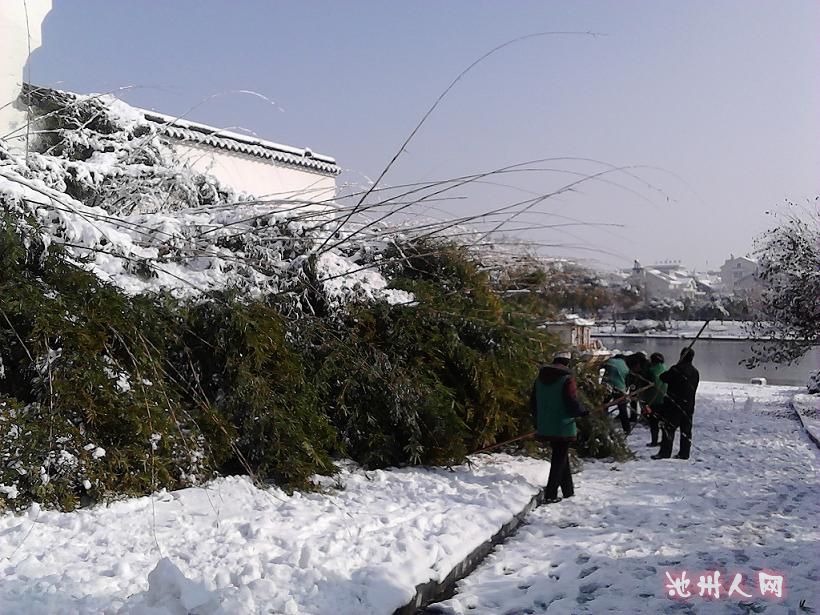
[{"xmin": 593, "ymin": 336, "xmax": 820, "ymax": 387}]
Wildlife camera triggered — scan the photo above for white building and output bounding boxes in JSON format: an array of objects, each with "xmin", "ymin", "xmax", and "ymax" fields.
[
  {"xmin": 2, "ymin": 1, "xmax": 339, "ymax": 202},
  {"xmin": 628, "ymin": 261, "xmax": 699, "ymax": 301},
  {"xmin": 720, "ymin": 255, "xmax": 761, "ymax": 296},
  {"xmin": 542, "ymin": 314, "xmax": 596, "ymax": 350},
  {"xmin": 0, "ymin": 0, "xmax": 52, "ymax": 150},
  {"xmin": 141, "ymin": 111, "xmax": 339, "ymax": 202}
]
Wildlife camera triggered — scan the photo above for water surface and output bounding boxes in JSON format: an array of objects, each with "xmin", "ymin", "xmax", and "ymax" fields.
[{"xmin": 594, "ymin": 336, "xmax": 819, "ymax": 387}]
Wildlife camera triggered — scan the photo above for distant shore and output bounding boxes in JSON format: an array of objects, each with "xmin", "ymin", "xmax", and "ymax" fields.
[
  {"xmin": 592, "ymin": 319, "xmax": 750, "ymax": 340},
  {"xmin": 593, "ymin": 332, "xmax": 753, "ymax": 341}
]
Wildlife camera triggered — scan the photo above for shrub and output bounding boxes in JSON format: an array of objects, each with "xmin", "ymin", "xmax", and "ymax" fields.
[
  {"xmin": 176, "ymin": 298, "xmax": 337, "ymax": 487},
  {"xmin": 572, "ymin": 359, "xmax": 631, "ymax": 460},
  {"xmin": 305, "ymin": 240, "xmax": 560, "ymax": 468},
  {"xmin": 0, "ymin": 221, "xmax": 213, "ymax": 510}
]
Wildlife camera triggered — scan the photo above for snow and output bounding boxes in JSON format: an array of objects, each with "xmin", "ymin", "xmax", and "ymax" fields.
[
  {"xmin": 594, "ymin": 320, "xmax": 751, "ymax": 339},
  {"xmin": 0, "ymin": 454, "xmax": 548, "ymax": 614},
  {"xmin": 793, "ymin": 393, "xmax": 819, "ymax": 445},
  {"xmin": 0, "ymin": 380, "xmax": 814, "ymax": 614},
  {"xmin": 431, "ymin": 382, "xmax": 820, "ymax": 614},
  {"xmin": 0, "ymin": 93, "xmax": 413, "ymax": 310},
  {"xmin": 808, "ymin": 370, "xmax": 820, "ymax": 394}
]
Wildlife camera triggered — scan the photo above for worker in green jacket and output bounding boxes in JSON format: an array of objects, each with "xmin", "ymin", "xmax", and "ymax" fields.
[
  {"xmin": 644, "ymin": 352, "xmax": 669, "ymax": 447},
  {"xmin": 530, "ymin": 352, "xmax": 590, "ymax": 503},
  {"xmin": 603, "ymin": 354, "xmax": 631, "ymax": 434}
]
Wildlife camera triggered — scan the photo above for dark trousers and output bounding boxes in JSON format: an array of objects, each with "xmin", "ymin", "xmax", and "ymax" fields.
[
  {"xmin": 545, "ymin": 440, "xmax": 574, "ymax": 499},
  {"xmin": 610, "ymin": 391, "xmax": 630, "ymax": 433},
  {"xmin": 647, "ymin": 411, "xmax": 660, "ymax": 444},
  {"xmin": 678, "ymin": 410, "xmax": 693, "ymax": 458},
  {"xmin": 659, "ymin": 405, "xmax": 693, "ymax": 458}
]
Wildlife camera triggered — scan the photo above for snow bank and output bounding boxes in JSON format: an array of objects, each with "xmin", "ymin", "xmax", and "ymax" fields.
[
  {"xmin": 623, "ymin": 319, "xmax": 662, "ymax": 333},
  {"xmin": 0, "ymin": 454, "xmax": 549, "ymax": 614},
  {"xmin": 594, "ymin": 320, "xmax": 752, "ymax": 339}
]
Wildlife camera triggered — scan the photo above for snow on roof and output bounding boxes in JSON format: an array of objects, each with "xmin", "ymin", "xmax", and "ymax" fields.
[
  {"xmin": 142, "ymin": 111, "xmax": 341, "ymax": 177},
  {"xmin": 24, "ymin": 84, "xmax": 341, "ymax": 177},
  {"xmin": 723, "ymin": 255, "xmax": 758, "ymax": 266},
  {"xmin": 543, "ymin": 314, "xmax": 595, "ymax": 327}
]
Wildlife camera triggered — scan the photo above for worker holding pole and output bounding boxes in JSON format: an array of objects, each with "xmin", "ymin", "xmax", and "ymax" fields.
[
  {"xmin": 653, "ymin": 346, "xmax": 700, "ymax": 460},
  {"xmin": 530, "ymin": 351, "xmax": 589, "ymax": 504}
]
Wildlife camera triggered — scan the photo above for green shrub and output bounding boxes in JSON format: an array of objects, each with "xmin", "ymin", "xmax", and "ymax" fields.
[
  {"xmin": 0, "ymin": 216, "xmax": 630, "ymax": 511},
  {"xmin": 304, "ymin": 240, "xmax": 561, "ymax": 468},
  {"xmin": 176, "ymin": 298, "xmax": 336, "ymax": 487},
  {"xmin": 0, "ymin": 221, "xmax": 213, "ymax": 510},
  {"xmin": 573, "ymin": 359, "xmax": 632, "ymax": 460}
]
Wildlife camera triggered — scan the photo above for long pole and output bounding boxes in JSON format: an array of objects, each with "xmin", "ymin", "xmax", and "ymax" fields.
[
  {"xmin": 471, "ymin": 383, "xmax": 654, "ymax": 455},
  {"xmin": 686, "ymin": 319, "xmax": 711, "ymax": 350},
  {"xmin": 473, "ymin": 321, "xmax": 713, "ymax": 457}
]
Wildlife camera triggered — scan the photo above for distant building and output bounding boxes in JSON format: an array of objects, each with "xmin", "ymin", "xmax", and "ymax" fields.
[
  {"xmin": 628, "ymin": 261, "xmax": 699, "ymax": 301},
  {"xmin": 542, "ymin": 314, "xmax": 595, "ymax": 350},
  {"xmin": 720, "ymin": 255, "xmax": 761, "ymax": 296}
]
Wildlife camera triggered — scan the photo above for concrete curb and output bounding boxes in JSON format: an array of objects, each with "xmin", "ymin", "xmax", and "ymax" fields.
[
  {"xmin": 391, "ymin": 484, "xmax": 549, "ymax": 615},
  {"xmin": 790, "ymin": 401, "xmax": 820, "ymax": 451}
]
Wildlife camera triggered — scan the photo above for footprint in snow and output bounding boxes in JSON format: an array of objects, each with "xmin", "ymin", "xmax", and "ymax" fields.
[
  {"xmin": 578, "ymin": 565, "xmax": 598, "ymax": 579},
  {"xmin": 575, "ymin": 554, "xmax": 590, "ymax": 564},
  {"xmin": 633, "ymin": 566, "xmax": 656, "ymax": 579}
]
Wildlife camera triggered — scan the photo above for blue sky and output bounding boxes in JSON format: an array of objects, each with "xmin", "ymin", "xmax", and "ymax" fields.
[{"xmin": 28, "ymin": 0, "xmax": 820, "ymax": 271}]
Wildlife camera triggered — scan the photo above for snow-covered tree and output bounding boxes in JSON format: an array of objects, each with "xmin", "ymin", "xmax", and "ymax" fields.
[{"xmin": 744, "ymin": 201, "xmax": 819, "ymax": 367}]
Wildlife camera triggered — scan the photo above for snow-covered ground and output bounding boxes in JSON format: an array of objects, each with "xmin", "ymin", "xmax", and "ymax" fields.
[
  {"xmin": 430, "ymin": 382, "xmax": 820, "ymax": 614},
  {"xmin": 0, "ymin": 383, "xmax": 815, "ymax": 615},
  {"xmin": 593, "ymin": 320, "xmax": 750, "ymax": 339},
  {"xmin": 0, "ymin": 454, "xmax": 548, "ymax": 614},
  {"xmin": 793, "ymin": 393, "xmax": 820, "ymax": 446}
]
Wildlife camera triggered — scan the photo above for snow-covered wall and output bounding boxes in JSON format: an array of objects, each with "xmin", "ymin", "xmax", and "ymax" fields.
[
  {"xmin": 0, "ymin": 0, "xmax": 52, "ymax": 150},
  {"xmin": 173, "ymin": 141, "xmax": 337, "ymax": 203}
]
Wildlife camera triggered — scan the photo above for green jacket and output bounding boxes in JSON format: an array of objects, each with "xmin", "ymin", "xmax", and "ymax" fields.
[
  {"xmin": 649, "ymin": 362, "xmax": 668, "ymax": 406},
  {"xmin": 603, "ymin": 357, "xmax": 629, "ymax": 392},
  {"xmin": 531, "ymin": 364, "xmax": 588, "ymax": 440}
]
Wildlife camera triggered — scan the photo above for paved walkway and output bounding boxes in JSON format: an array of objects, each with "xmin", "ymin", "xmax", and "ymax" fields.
[{"xmin": 430, "ymin": 383, "xmax": 820, "ymax": 614}]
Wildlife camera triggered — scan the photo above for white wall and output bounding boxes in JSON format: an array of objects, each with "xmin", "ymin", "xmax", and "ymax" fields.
[
  {"xmin": 173, "ymin": 142, "xmax": 337, "ymax": 203},
  {"xmin": 720, "ymin": 258, "xmax": 758, "ymax": 294},
  {"xmin": 0, "ymin": 0, "xmax": 51, "ymax": 149}
]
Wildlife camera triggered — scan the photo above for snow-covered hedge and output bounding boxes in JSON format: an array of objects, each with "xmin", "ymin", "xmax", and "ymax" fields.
[
  {"xmin": 3, "ymin": 85, "xmax": 411, "ymax": 308},
  {"xmin": 0, "ymin": 91, "xmax": 627, "ymax": 511},
  {"xmin": 809, "ymin": 370, "xmax": 820, "ymax": 395}
]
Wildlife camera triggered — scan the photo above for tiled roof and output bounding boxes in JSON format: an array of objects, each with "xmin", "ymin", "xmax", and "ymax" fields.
[
  {"xmin": 23, "ymin": 83, "xmax": 340, "ymax": 177},
  {"xmin": 143, "ymin": 112, "xmax": 341, "ymax": 177}
]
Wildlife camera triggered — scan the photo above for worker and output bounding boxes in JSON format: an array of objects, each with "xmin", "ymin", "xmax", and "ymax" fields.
[{"xmin": 530, "ymin": 352, "xmax": 590, "ymax": 503}]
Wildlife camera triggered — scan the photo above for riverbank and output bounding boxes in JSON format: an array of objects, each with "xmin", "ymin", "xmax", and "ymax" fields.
[{"xmin": 592, "ymin": 320, "xmax": 750, "ymax": 339}]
